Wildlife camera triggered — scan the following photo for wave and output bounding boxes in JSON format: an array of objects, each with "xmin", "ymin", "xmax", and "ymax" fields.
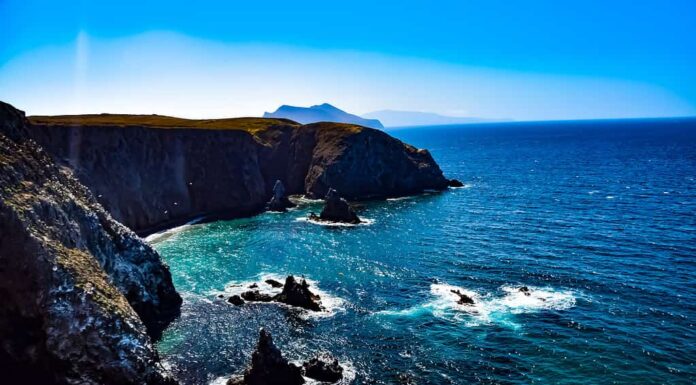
[
  {"xmin": 295, "ymin": 217, "xmax": 375, "ymax": 227},
  {"xmin": 376, "ymin": 283, "xmax": 576, "ymax": 328},
  {"xmin": 210, "ymin": 273, "xmax": 346, "ymax": 319},
  {"xmin": 144, "ymin": 217, "xmax": 204, "ymax": 243}
]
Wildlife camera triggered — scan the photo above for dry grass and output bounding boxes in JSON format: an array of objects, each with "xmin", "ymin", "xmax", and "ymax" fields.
[{"xmin": 28, "ymin": 114, "xmax": 300, "ymax": 134}]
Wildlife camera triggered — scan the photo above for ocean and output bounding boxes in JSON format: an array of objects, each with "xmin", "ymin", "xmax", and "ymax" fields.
[{"xmin": 151, "ymin": 118, "xmax": 696, "ymax": 385}]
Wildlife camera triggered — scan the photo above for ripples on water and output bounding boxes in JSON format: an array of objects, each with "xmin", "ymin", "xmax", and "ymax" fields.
[{"xmin": 153, "ymin": 119, "xmax": 696, "ymax": 385}]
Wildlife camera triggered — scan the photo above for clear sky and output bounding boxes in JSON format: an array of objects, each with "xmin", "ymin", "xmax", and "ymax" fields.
[{"xmin": 1, "ymin": 0, "xmax": 695, "ymax": 120}]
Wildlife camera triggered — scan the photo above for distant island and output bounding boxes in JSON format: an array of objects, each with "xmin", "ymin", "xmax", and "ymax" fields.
[
  {"xmin": 263, "ymin": 103, "xmax": 384, "ymax": 129},
  {"xmin": 363, "ymin": 110, "xmax": 502, "ymax": 128}
]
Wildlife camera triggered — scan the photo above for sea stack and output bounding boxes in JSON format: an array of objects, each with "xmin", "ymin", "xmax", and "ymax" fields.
[
  {"xmin": 227, "ymin": 329, "xmax": 305, "ymax": 385},
  {"xmin": 267, "ymin": 180, "xmax": 295, "ymax": 212},
  {"xmin": 312, "ymin": 188, "xmax": 361, "ymax": 224}
]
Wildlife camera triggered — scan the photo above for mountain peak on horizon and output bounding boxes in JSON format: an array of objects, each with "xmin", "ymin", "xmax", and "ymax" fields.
[{"xmin": 263, "ymin": 103, "xmax": 383, "ymax": 129}]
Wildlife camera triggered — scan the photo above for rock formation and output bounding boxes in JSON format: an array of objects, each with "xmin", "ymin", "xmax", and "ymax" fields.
[
  {"xmin": 273, "ymin": 276, "xmax": 323, "ymax": 311},
  {"xmin": 0, "ymin": 102, "xmax": 181, "ymax": 384},
  {"xmin": 26, "ymin": 117, "xmax": 450, "ymax": 234},
  {"xmin": 303, "ymin": 352, "xmax": 344, "ymax": 383},
  {"xmin": 267, "ymin": 180, "xmax": 295, "ymax": 212},
  {"xmin": 241, "ymin": 291, "xmax": 274, "ymax": 302},
  {"xmin": 451, "ymin": 289, "xmax": 475, "ymax": 305},
  {"xmin": 265, "ymin": 279, "xmax": 284, "ymax": 288},
  {"xmin": 448, "ymin": 179, "xmax": 464, "ymax": 187},
  {"xmin": 310, "ymin": 188, "xmax": 360, "ymax": 224},
  {"xmin": 227, "ymin": 329, "xmax": 304, "ymax": 385},
  {"xmin": 228, "ymin": 295, "xmax": 245, "ymax": 306}
]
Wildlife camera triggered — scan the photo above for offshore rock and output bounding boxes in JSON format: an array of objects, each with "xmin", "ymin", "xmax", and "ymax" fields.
[
  {"xmin": 265, "ymin": 279, "xmax": 284, "ymax": 288},
  {"xmin": 228, "ymin": 295, "xmax": 245, "ymax": 306},
  {"xmin": 303, "ymin": 352, "xmax": 344, "ymax": 383},
  {"xmin": 447, "ymin": 179, "xmax": 464, "ymax": 187},
  {"xmin": 313, "ymin": 188, "xmax": 360, "ymax": 224},
  {"xmin": 451, "ymin": 289, "xmax": 475, "ymax": 305},
  {"xmin": 241, "ymin": 291, "xmax": 274, "ymax": 302},
  {"xmin": 0, "ymin": 101, "xmax": 180, "ymax": 384},
  {"xmin": 267, "ymin": 180, "xmax": 295, "ymax": 212},
  {"xmin": 227, "ymin": 329, "xmax": 304, "ymax": 385},
  {"xmin": 273, "ymin": 276, "xmax": 323, "ymax": 311}
]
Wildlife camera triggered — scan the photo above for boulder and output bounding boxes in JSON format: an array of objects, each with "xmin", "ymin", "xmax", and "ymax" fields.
[
  {"xmin": 241, "ymin": 291, "xmax": 274, "ymax": 302},
  {"xmin": 519, "ymin": 286, "xmax": 531, "ymax": 296},
  {"xmin": 447, "ymin": 179, "xmax": 464, "ymax": 187},
  {"xmin": 303, "ymin": 352, "xmax": 343, "ymax": 383},
  {"xmin": 451, "ymin": 289, "xmax": 475, "ymax": 305},
  {"xmin": 273, "ymin": 276, "xmax": 323, "ymax": 311},
  {"xmin": 228, "ymin": 295, "xmax": 245, "ymax": 306},
  {"xmin": 314, "ymin": 189, "xmax": 360, "ymax": 224},
  {"xmin": 227, "ymin": 329, "xmax": 304, "ymax": 385},
  {"xmin": 267, "ymin": 180, "xmax": 295, "ymax": 212},
  {"xmin": 265, "ymin": 279, "xmax": 284, "ymax": 288}
]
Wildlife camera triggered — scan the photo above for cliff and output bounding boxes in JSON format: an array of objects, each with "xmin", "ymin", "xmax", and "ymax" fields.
[
  {"xmin": 0, "ymin": 102, "xmax": 181, "ymax": 384},
  {"xmin": 263, "ymin": 103, "xmax": 384, "ymax": 129},
  {"xmin": 27, "ymin": 115, "xmax": 450, "ymax": 234}
]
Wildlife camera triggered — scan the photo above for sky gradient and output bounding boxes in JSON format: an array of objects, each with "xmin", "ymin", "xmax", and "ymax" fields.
[{"xmin": 1, "ymin": 0, "xmax": 695, "ymax": 120}]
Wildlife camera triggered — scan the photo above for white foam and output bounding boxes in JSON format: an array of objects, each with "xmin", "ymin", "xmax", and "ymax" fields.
[
  {"xmin": 376, "ymin": 283, "xmax": 576, "ymax": 328},
  {"xmin": 290, "ymin": 195, "xmax": 324, "ymax": 205},
  {"xmin": 210, "ymin": 273, "xmax": 346, "ymax": 319},
  {"xmin": 296, "ymin": 217, "xmax": 376, "ymax": 227},
  {"xmin": 144, "ymin": 217, "xmax": 204, "ymax": 243}
]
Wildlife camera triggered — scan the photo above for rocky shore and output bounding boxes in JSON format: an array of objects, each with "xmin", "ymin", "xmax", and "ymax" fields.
[
  {"xmin": 1, "ymin": 100, "xmax": 459, "ymax": 384},
  {"xmin": 0, "ymin": 102, "xmax": 181, "ymax": 384},
  {"xmin": 26, "ymin": 116, "xmax": 453, "ymax": 234}
]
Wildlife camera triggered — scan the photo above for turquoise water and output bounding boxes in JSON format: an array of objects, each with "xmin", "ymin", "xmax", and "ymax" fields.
[{"xmin": 153, "ymin": 119, "xmax": 696, "ymax": 384}]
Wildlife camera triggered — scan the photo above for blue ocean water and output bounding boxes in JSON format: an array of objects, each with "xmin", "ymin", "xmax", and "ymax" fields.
[{"xmin": 152, "ymin": 118, "xmax": 696, "ymax": 385}]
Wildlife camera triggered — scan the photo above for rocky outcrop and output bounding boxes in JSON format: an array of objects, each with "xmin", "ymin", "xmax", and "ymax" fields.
[
  {"xmin": 451, "ymin": 289, "xmax": 475, "ymax": 305},
  {"xmin": 312, "ymin": 188, "xmax": 361, "ymax": 224},
  {"xmin": 273, "ymin": 276, "xmax": 323, "ymax": 311},
  {"xmin": 26, "ymin": 117, "xmax": 450, "ymax": 234},
  {"xmin": 266, "ymin": 180, "xmax": 294, "ymax": 212},
  {"xmin": 447, "ymin": 179, "xmax": 464, "ymax": 187},
  {"xmin": 227, "ymin": 329, "xmax": 304, "ymax": 385},
  {"xmin": 303, "ymin": 352, "xmax": 343, "ymax": 383},
  {"xmin": 0, "ymin": 102, "xmax": 181, "ymax": 384}
]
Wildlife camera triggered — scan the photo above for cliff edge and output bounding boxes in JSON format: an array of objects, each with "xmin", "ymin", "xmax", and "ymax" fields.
[
  {"xmin": 27, "ymin": 115, "xmax": 450, "ymax": 234},
  {"xmin": 0, "ymin": 102, "xmax": 181, "ymax": 384}
]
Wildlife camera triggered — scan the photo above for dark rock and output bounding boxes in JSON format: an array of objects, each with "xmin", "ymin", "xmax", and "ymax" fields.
[
  {"xmin": 448, "ymin": 179, "xmax": 464, "ymax": 187},
  {"xmin": 265, "ymin": 279, "xmax": 284, "ymax": 288},
  {"xmin": 228, "ymin": 329, "xmax": 304, "ymax": 385},
  {"xmin": 451, "ymin": 289, "xmax": 475, "ymax": 305},
  {"xmin": 249, "ymin": 283, "xmax": 258, "ymax": 289},
  {"xmin": 519, "ymin": 286, "xmax": 531, "ymax": 296},
  {"xmin": 26, "ymin": 118, "xmax": 449, "ymax": 234},
  {"xmin": 303, "ymin": 352, "xmax": 343, "ymax": 383},
  {"xmin": 241, "ymin": 291, "xmax": 274, "ymax": 302},
  {"xmin": 267, "ymin": 180, "xmax": 295, "ymax": 212},
  {"xmin": 228, "ymin": 295, "xmax": 245, "ymax": 306},
  {"xmin": 273, "ymin": 276, "xmax": 323, "ymax": 311},
  {"xmin": 0, "ymin": 101, "xmax": 180, "ymax": 384},
  {"xmin": 316, "ymin": 189, "xmax": 360, "ymax": 224}
]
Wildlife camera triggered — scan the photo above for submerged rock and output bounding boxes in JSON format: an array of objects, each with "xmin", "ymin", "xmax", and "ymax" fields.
[
  {"xmin": 303, "ymin": 352, "xmax": 343, "ymax": 383},
  {"xmin": 241, "ymin": 291, "xmax": 274, "ymax": 302},
  {"xmin": 228, "ymin": 295, "xmax": 245, "ymax": 306},
  {"xmin": 273, "ymin": 276, "xmax": 324, "ymax": 311},
  {"xmin": 267, "ymin": 180, "xmax": 295, "ymax": 212},
  {"xmin": 519, "ymin": 286, "xmax": 531, "ymax": 296},
  {"xmin": 311, "ymin": 188, "xmax": 360, "ymax": 224},
  {"xmin": 451, "ymin": 289, "xmax": 475, "ymax": 305},
  {"xmin": 265, "ymin": 279, "xmax": 284, "ymax": 288},
  {"xmin": 228, "ymin": 329, "xmax": 304, "ymax": 385},
  {"xmin": 447, "ymin": 179, "xmax": 464, "ymax": 187}
]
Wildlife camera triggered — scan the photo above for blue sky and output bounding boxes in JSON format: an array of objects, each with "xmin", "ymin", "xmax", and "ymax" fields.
[{"xmin": 1, "ymin": 0, "xmax": 695, "ymax": 120}]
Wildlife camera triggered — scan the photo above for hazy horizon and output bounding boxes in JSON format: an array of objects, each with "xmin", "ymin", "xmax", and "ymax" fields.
[{"xmin": 1, "ymin": 1, "xmax": 695, "ymax": 121}]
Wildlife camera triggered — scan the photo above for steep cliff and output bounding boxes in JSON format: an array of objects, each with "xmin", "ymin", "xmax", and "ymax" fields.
[
  {"xmin": 0, "ymin": 102, "xmax": 181, "ymax": 384},
  {"xmin": 27, "ymin": 116, "xmax": 450, "ymax": 234}
]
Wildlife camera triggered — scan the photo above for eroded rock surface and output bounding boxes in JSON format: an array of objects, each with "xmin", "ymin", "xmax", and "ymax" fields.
[
  {"xmin": 0, "ymin": 102, "xmax": 181, "ymax": 384},
  {"xmin": 267, "ymin": 180, "xmax": 295, "ymax": 212},
  {"xmin": 303, "ymin": 352, "xmax": 344, "ymax": 383},
  {"xmin": 26, "ymin": 118, "xmax": 450, "ymax": 234},
  {"xmin": 273, "ymin": 276, "xmax": 323, "ymax": 311}
]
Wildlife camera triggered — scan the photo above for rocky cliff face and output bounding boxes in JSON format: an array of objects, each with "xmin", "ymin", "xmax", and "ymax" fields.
[
  {"xmin": 27, "ymin": 118, "xmax": 449, "ymax": 234},
  {"xmin": 0, "ymin": 102, "xmax": 181, "ymax": 384}
]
